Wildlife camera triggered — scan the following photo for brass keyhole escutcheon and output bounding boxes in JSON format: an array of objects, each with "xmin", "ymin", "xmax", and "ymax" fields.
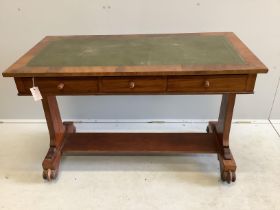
[{"xmin": 129, "ymin": 81, "xmax": 135, "ymax": 89}]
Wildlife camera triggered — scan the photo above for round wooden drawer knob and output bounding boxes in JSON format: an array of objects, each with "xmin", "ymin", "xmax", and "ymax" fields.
[
  {"xmin": 204, "ymin": 80, "xmax": 210, "ymax": 88},
  {"xmin": 129, "ymin": 81, "xmax": 135, "ymax": 89},
  {"xmin": 57, "ymin": 83, "xmax": 64, "ymax": 90}
]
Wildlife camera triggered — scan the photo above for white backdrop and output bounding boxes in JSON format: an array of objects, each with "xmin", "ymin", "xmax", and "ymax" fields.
[{"xmin": 0, "ymin": 0, "xmax": 279, "ymax": 119}]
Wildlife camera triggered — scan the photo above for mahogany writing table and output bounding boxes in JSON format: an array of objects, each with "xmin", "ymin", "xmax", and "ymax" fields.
[{"xmin": 2, "ymin": 32, "xmax": 268, "ymax": 183}]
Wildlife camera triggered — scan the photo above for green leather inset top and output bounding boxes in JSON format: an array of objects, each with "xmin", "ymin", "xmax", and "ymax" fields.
[{"xmin": 27, "ymin": 35, "xmax": 245, "ymax": 67}]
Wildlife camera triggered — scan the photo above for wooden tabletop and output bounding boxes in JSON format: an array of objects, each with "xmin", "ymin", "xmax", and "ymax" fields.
[{"xmin": 2, "ymin": 32, "xmax": 268, "ymax": 77}]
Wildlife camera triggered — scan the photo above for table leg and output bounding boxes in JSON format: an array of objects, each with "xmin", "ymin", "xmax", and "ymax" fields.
[
  {"xmin": 41, "ymin": 95, "xmax": 76, "ymax": 181},
  {"xmin": 207, "ymin": 94, "xmax": 237, "ymax": 183}
]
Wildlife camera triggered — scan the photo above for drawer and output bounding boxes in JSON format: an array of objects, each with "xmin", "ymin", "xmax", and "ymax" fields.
[
  {"xmin": 16, "ymin": 77, "xmax": 98, "ymax": 95},
  {"xmin": 99, "ymin": 76, "xmax": 167, "ymax": 93},
  {"xmin": 167, "ymin": 74, "xmax": 255, "ymax": 93}
]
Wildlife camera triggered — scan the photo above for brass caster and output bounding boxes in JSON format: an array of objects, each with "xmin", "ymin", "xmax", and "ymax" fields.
[
  {"xmin": 232, "ymin": 171, "xmax": 236, "ymax": 182},
  {"xmin": 221, "ymin": 171, "xmax": 236, "ymax": 184},
  {"xmin": 43, "ymin": 169, "xmax": 56, "ymax": 181}
]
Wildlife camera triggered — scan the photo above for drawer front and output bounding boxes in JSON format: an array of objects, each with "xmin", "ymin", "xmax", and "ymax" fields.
[
  {"xmin": 167, "ymin": 75, "xmax": 255, "ymax": 93},
  {"xmin": 99, "ymin": 77, "xmax": 167, "ymax": 93},
  {"xmin": 16, "ymin": 77, "xmax": 98, "ymax": 95},
  {"xmin": 14, "ymin": 74, "xmax": 256, "ymax": 95}
]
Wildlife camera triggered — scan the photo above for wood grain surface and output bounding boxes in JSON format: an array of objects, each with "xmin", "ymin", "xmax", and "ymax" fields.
[
  {"xmin": 2, "ymin": 32, "xmax": 268, "ymax": 77},
  {"xmin": 14, "ymin": 73, "xmax": 256, "ymax": 95}
]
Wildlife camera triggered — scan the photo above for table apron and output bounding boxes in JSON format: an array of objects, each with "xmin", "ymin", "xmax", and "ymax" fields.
[{"xmin": 14, "ymin": 74, "xmax": 256, "ymax": 95}]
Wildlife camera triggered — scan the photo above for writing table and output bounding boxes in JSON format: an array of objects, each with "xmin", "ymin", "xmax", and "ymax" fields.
[{"xmin": 2, "ymin": 32, "xmax": 268, "ymax": 183}]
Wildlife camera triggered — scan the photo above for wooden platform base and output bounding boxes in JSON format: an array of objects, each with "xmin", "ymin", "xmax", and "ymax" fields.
[{"xmin": 62, "ymin": 133, "xmax": 217, "ymax": 154}]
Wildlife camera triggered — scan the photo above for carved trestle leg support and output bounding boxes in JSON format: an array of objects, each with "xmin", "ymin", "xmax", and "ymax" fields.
[
  {"xmin": 41, "ymin": 94, "xmax": 236, "ymax": 182},
  {"xmin": 41, "ymin": 95, "xmax": 76, "ymax": 181},
  {"xmin": 207, "ymin": 94, "xmax": 237, "ymax": 184}
]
